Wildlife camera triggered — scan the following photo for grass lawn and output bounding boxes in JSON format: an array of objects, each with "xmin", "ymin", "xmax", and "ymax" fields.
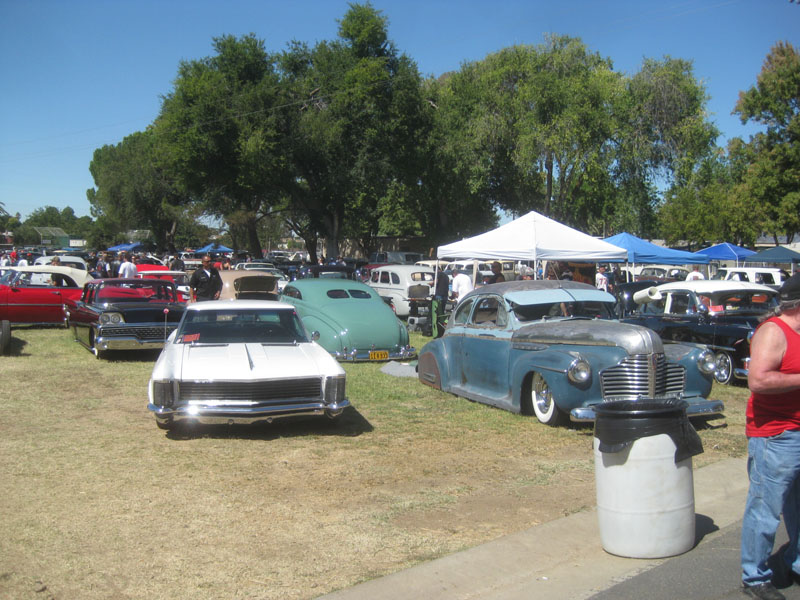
[{"xmin": 0, "ymin": 327, "xmax": 749, "ymax": 599}]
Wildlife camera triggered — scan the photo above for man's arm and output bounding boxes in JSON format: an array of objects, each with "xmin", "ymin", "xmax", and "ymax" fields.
[{"xmin": 748, "ymin": 321, "xmax": 800, "ymax": 394}]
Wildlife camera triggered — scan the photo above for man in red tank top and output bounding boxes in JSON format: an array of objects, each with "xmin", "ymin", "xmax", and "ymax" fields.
[{"xmin": 741, "ymin": 273, "xmax": 800, "ymax": 600}]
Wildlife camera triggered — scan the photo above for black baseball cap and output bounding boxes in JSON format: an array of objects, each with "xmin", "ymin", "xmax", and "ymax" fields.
[{"xmin": 779, "ymin": 273, "xmax": 800, "ymax": 302}]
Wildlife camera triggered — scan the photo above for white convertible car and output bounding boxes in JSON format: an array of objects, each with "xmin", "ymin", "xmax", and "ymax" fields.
[{"xmin": 147, "ymin": 300, "xmax": 349, "ymax": 431}]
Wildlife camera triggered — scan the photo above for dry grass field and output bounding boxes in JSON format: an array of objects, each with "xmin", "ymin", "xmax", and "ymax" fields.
[{"xmin": 1, "ymin": 327, "xmax": 749, "ymax": 599}]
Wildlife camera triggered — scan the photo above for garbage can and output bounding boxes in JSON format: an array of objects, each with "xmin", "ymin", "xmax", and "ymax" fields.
[{"xmin": 593, "ymin": 399, "xmax": 703, "ymax": 559}]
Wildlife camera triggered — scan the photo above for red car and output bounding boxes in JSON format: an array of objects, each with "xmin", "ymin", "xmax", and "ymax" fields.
[{"xmin": 0, "ymin": 266, "xmax": 93, "ymax": 325}]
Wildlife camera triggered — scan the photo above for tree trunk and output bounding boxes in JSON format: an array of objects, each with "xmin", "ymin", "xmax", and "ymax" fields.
[{"xmin": 246, "ymin": 220, "xmax": 262, "ymax": 258}]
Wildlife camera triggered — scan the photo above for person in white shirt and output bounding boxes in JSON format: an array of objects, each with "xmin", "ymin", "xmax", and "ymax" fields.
[
  {"xmin": 686, "ymin": 266, "xmax": 705, "ymax": 281},
  {"xmin": 17, "ymin": 254, "xmax": 29, "ymax": 267},
  {"xmin": 595, "ymin": 265, "xmax": 609, "ymax": 292},
  {"xmin": 118, "ymin": 253, "xmax": 137, "ymax": 278},
  {"xmin": 451, "ymin": 269, "xmax": 474, "ymax": 301}
]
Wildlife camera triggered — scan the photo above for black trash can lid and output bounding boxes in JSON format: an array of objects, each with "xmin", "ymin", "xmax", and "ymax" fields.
[
  {"xmin": 593, "ymin": 399, "xmax": 702, "ymax": 463},
  {"xmin": 594, "ymin": 399, "xmax": 688, "ymax": 419}
]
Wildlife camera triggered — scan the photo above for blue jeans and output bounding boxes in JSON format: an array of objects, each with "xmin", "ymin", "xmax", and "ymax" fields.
[{"xmin": 741, "ymin": 430, "xmax": 800, "ymax": 585}]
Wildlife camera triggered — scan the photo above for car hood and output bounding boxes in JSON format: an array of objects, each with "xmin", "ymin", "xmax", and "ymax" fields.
[
  {"xmin": 512, "ymin": 318, "xmax": 664, "ymax": 355},
  {"xmin": 178, "ymin": 342, "xmax": 330, "ymax": 380}
]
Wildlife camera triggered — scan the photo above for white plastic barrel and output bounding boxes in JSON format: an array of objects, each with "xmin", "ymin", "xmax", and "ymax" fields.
[
  {"xmin": 594, "ymin": 431, "xmax": 695, "ymax": 558},
  {"xmin": 592, "ymin": 400, "xmax": 701, "ymax": 559}
]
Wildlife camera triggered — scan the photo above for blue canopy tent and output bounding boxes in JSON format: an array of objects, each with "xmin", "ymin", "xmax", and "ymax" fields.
[
  {"xmin": 603, "ymin": 232, "xmax": 709, "ymax": 282},
  {"xmin": 604, "ymin": 232, "xmax": 710, "ymax": 265},
  {"xmin": 195, "ymin": 243, "xmax": 233, "ymax": 254},
  {"xmin": 693, "ymin": 242, "xmax": 755, "ymax": 266},
  {"xmin": 744, "ymin": 245, "xmax": 800, "ymax": 274},
  {"xmin": 107, "ymin": 242, "xmax": 146, "ymax": 253}
]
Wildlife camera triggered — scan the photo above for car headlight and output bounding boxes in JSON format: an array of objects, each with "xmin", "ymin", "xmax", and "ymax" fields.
[
  {"xmin": 324, "ymin": 375, "xmax": 346, "ymax": 405},
  {"xmin": 567, "ymin": 358, "xmax": 591, "ymax": 384},
  {"xmin": 152, "ymin": 380, "xmax": 176, "ymax": 407},
  {"xmin": 99, "ymin": 312, "xmax": 125, "ymax": 325},
  {"xmin": 697, "ymin": 349, "xmax": 716, "ymax": 374}
]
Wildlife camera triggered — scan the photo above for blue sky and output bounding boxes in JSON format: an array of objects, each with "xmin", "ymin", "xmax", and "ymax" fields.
[{"xmin": 0, "ymin": 0, "xmax": 797, "ymax": 220}]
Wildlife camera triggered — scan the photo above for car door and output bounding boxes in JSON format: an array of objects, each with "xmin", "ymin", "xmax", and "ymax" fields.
[
  {"xmin": 69, "ymin": 284, "xmax": 98, "ymax": 346},
  {"xmin": 459, "ymin": 294, "xmax": 513, "ymax": 404},
  {"xmin": 5, "ymin": 271, "xmax": 68, "ymax": 324}
]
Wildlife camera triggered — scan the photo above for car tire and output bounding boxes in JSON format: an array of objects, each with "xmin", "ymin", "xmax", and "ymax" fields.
[
  {"xmin": 0, "ymin": 320, "xmax": 10, "ymax": 354},
  {"xmin": 714, "ymin": 351, "xmax": 734, "ymax": 385},
  {"xmin": 529, "ymin": 372, "xmax": 565, "ymax": 426}
]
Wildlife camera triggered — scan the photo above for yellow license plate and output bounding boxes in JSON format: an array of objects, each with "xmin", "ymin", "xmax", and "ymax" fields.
[{"xmin": 369, "ymin": 350, "xmax": 389, "ymax": 361}]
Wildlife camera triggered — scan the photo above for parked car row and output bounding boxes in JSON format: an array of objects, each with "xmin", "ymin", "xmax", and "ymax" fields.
[{"xmin": 8, "ymin": 265, "xmax": 760, "ymax": 433}]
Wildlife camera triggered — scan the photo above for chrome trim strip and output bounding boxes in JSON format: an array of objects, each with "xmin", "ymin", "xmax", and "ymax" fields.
[
  {"xmin": 148, "ymin": 399, "xmax": 350, "ymax": 425},
  {"xmin": 569, "ymin": 398, "xmax": 724, "ymax": 423}
]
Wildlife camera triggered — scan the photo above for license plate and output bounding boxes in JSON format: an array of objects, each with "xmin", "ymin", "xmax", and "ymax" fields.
[{"xmin": 369, "ymin": 350, "xmax": 389, "ymax": 361}]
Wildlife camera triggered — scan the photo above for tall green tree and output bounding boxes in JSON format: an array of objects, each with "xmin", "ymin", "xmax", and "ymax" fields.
[
  {"xmin": 279, "ymin": 3, "xmax": 427, "ymax": 258},
  {"xmin": 158, "ymin": 33, "xmax": 290, "ymax": 256},
  {"xmin": 733, "ymin": 41, "xmax": 800, "ymax": 244},
  {"xmin": 88, "ymin": 129, "xmax": 188, "ymax": 251}
]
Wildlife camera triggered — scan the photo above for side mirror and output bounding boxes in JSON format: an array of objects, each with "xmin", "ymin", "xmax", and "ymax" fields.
[
  {"xmin": 311, "ymin": 330, "xmax": 320, "ymax": 342},
  {"xmin": 697, "ymin": 303, "xmax": 709, "ymax": 314}
]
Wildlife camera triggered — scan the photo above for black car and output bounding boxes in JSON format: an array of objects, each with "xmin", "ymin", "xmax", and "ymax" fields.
[
  {"xmin": 63, "ymin": 278, "xmax": 185, "ymax": 359},
  {"xmin": 621, "ymin": 280, "xmax": 778, "ymax": 384}
]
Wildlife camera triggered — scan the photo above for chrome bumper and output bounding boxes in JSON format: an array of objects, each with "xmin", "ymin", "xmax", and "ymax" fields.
[
  {"xmin": 570, "ymin": 398, "xmax": 725, "ymax": 423},
  {"xmin": 734, "ymin": 367, "xmax": 749, "ymax": 380},
  {"xmin": 334, "ymin": 346, "xmax": 416, "ymax": 362},
  {"xmin": 96, "ymin": 335, "xmax": 169, "ymax": 351},
  {"xmin": 148, "ymin": 399, "xmax": 350, "ymax": 426}
]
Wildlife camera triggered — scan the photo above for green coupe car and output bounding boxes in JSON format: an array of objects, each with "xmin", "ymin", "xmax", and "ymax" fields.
[{"xmin": 281, "ymin": 278, "xmax": 415, "ymax": 362}]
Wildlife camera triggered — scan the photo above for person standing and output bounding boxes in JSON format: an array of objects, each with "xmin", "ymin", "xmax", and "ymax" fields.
[
  {"xmin": 740, "ymin": 273, "xmax": 800, "ymax": 600},
  {"xmin": 686, "ymin": 265, "xmax": 705, "ymax": 281},
  {"xmin": 189, "ymin": 255, "xmax": 223, "ymax": 302},
  {"xmin": 432, "ymin": 266, "xmax": 450, "ymax": 338},
  {"xmin": 595, "ymin": 265, "xmax": 609, "ymax": 292},
  {"xmin": 451, "ymin": 268, "xmax": 474, "ymax": 302},
  {"xmin": 118, "ymin": 253, "xmax": 137, "ymax": 278},
  {"xmin": 486, "ymin": 261, "xmax": 505, "ymax": 284}
]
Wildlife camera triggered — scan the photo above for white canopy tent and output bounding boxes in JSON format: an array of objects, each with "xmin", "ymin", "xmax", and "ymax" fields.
[{"xmin": 437, "ymin": 211, "xmax": 627, "ymax": 263}]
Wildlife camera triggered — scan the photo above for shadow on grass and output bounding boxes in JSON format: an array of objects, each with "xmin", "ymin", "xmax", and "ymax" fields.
[
  {"xmin": 3, "ymin": 335, "xmax": 29, "ymax": 356},
  {"xmin": 96, "ymin": 349, "xmax": 163, "ymax": 363},
  {"xmin": 164, "ymin": 406, "xmax": 373, "ymax": 441}
]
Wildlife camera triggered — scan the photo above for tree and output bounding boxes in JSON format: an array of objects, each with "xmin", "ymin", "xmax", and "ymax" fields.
[
  {"xmin": 733, "ymin": 41, "xmax": 800, "ymax": 244},
  {"xmin": 88, "ymin": 129, "xmax": 188, "ymax": 252},
  {"xmin": 158, "ymin": 34, "xmax": 290, "ymax": 256},
  {"xmin": 279, "ymin": 3, "xmax": 428, "ymax": 258}
]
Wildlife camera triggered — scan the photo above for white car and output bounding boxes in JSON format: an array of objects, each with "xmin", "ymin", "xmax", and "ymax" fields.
[
  {"xmin": 147, "ymin": 300, "xmax": 349, "ymax": 430},
  {"xmin": 367, "ymin": 264, "xmax": 435, "ymax": 316},
  {"xmin": 33, "ymin": 255, "xmax": 88, "ymax": 271},
  {"xmin": 712, "ymin": 267, "xmax": 785, "ymax": 288}
]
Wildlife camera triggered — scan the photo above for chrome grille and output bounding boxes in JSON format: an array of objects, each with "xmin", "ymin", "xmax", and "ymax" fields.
[
  {"xmin": 179, "ymin": 377, "xmax": 322, "ymax": 403},
  {"xmin": 600, "ymin": 353, "xmax": 685, "ymax": 399},
  {"xmin": 101, "ymin": 325, "xmax": 177, "ymax": 340}
]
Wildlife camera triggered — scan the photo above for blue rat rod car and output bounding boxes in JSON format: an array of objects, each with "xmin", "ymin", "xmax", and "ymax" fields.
[
  {"xmin": 280, "ymin": 278, "xmax": 415, "ymax": 361},
  {"xmin": 417, "ymin": 280, "xmax": 722, "ymax": 425}
]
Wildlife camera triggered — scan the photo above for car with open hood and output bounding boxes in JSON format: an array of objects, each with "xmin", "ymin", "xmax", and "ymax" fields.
[
  {"xmin": 64, "ymin": 278, "xmax": 185, "ymax": 358},
  {"xmin": 147, "ymin": 300, "xmax": 349, "ymax": 430},
  {"xmin": 417, "ymin": 280, "xmax": 722, "ymax": 426},
  {"xmin": 280, "ymin": 278, "xmax": 415, "ymax": 361},
  {"xmin": 621, "ymin": 279, "xmax": 778, "ymax": 385}
]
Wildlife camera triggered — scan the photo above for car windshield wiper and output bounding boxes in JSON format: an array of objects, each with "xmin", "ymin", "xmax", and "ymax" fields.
[
  {"xmin": 260, "ymin": 341, "xmax": 300, "ymax": 346},
  {"xmin": 187, "ymin": 342, "xmax": 230, "ymax": 347}
]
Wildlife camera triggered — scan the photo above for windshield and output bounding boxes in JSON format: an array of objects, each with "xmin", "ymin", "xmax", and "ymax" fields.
[
  {"xmin": 96, "ymin": 280, "xmax": 177, "ymax": 302},
  {"xmin": 514, "ymin": 300, "xmax": 616, "ymax": 321},
  {"xmin": 177, "ymin": 308, "xmax": 309, "ymax": 344}
]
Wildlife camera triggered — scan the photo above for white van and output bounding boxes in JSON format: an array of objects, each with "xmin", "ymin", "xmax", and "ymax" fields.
[
  {"xmin": 368, "ymin": 264, "xmax": 435, "ymax": 316},
  {"xmin": 712, "ymin": 267, "xmax": 785, "ymax": 287}
]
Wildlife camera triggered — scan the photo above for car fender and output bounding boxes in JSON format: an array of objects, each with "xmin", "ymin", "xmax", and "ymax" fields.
[{"xmin": 300, "ymin": 314, "xmax": 348, "ymax": 354}]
